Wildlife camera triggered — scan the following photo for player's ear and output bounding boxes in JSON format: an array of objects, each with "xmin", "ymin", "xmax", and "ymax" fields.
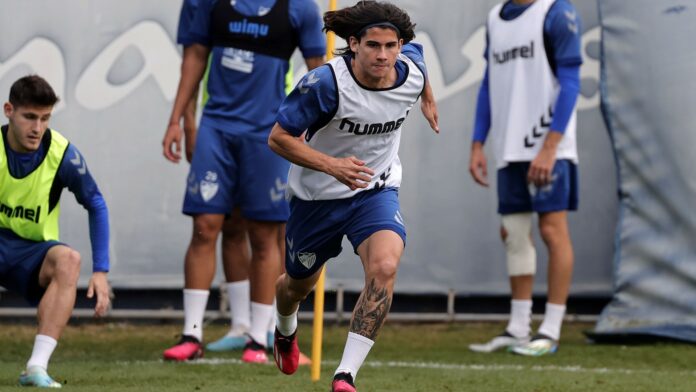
[
  {"xmin": 3, "ymin": 102, "xmax": 13, "ymax": 118},
  {"xmin": 349, "ymin": 36, "xmax": 360, "ymax": 53}
]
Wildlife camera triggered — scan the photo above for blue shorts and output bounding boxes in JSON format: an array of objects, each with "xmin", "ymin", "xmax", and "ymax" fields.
[
  {"xmin": 284, "ymin": 187, "xmax": 406, "ymax": 279},
  {"xmin": 183, "ymin": 122, "xmax": 290, "ymax": 221},
  {"xmin": 0, "ymin": 228, "xmax": 63, "ymax": 305},
  {"xmin": 497, "ymin": 160, "xmax": 578, "ymax": 214}
]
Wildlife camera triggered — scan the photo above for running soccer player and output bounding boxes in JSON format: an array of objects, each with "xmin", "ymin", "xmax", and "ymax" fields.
[
  {"xmin": 467, "ymin": 0, "xmax": 583, "ymax": 356},
  {"xmin": 0, "ymin": 75, "xmax": 111, "ymax": 387},
  {"xmin": 268, "ymin": 2, "xmax": 438, "ymax": 391}
]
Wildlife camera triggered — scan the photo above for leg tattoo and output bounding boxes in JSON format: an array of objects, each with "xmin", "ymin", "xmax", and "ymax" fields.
[{"xmin": 350, "ymin": 278, "xmax": 392, "ymax": 340}]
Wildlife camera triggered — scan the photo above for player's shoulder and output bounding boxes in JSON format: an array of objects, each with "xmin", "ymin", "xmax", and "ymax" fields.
[
  {"xmin": 297, "ymin": 64, "xmax": 336, "ymax": 95},
  {"xmin": 548, "ymin": 0, "xmax": 580, "ymax": 23}
]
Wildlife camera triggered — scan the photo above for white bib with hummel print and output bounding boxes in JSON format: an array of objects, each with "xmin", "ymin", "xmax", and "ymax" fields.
[
  {"xmin": 287, "ymin": 54, "xmax": 425, "ymax": 200},
  {"xmin": 487, "ymin": 0, "xmax": 577, "ymax": 168}
]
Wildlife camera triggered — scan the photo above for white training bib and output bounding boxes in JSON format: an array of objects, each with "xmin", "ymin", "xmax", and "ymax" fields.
[
  {"xmin": 288, "ymin": 54, "xmax": 424, "ymax": 200},
  {"xmin": 487, "ymin": 0, "xmax": 577, "ymax": 168}
]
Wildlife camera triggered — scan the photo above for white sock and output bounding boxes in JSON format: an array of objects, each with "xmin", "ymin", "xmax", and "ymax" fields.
[
  {"xmin": 249, "ymin": 302, "xmax": 274, "ymax": 347},
  {"xmin": 506, "ymin": 299, "xmax": 532, "ymax": 338},
  {"xmin": 267, "ymin": 299, "xmax": 277, "ymax": 334},
  {"xmin": 538, "ymin": 302, "xmax": 566, "ymax": 341},
  {"xmin": 27, "ymin": 335, "xmax": 57, "ymax": 370},
  {"xmin": 182, "ymin": 289, "xmax": 209, "ymax": 342},
  {"xmin": 335, "ymin": 332, "xmax": 374, "ymax": 381},
  {"xmin": 226, "ymin": 280, "xmax": 250, "ymax": 332},
  {"xmin": 276, "ymin": 308, "xmax": 298, "ymax": 337}
]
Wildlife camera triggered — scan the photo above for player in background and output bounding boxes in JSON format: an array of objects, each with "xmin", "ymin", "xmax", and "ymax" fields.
[
  {"xmin": 165, "ymin": 0, "xmax": 258, "ymax": 353},
  {"xmin": 268, "ymin": 2, "xmax": 438, "ymax": 390},
  {"xmin": 467, "ymin": 0, "xmax": 582, "ymax": 356},
  {"xmin": 162, "ymin": 0, "xmax": 325, "ymax": 363},
  {"xmin": 0, "ymin": 75, "xmax": 111, "ymax": 387}
]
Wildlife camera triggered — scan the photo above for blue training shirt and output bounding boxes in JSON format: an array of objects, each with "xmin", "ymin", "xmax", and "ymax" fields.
[
  {"xmin": 277, "ymin": 43, "xmax": 427, "ymax": 135},
  {"xmin": 189, "ymin": 0, "xmax": 325, "ymax": 139},
  {"xmin": 473, "ymin": 0, "xmax": 582, "ymax": 143},
  {"xmin": 0, "ymin": 128, "xmax": 109, "ymax": 272},
  {"xmin": 177, "ymin": 0, "xmax": 200, "ymax": 46}
]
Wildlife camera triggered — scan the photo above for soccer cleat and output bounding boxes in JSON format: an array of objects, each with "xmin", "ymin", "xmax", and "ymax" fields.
[
  {"xmin": 273, "ymin": 328, "xmax": 300, "ymax": 375},
  {"xmin": 241, "ymin": 339, "xmax": 268, "ymax": 363},
  {"xmin": 468, "ymin": 331, "xmax": 529, "ymax": 353},
  {"xmin": 267, "ymin": 331, "xmax": 275, "ymax": 349},
  {"xmin": 331, "ymin": 372, "xmax": 356, "ymax": 392},
  {"xmin": 206, "ymin": 327, "xmax": 249, "ymax": 352},
  {"xmin": 19, "ymin": 366, "xmax": 62, "ymax": 388},
  {"xmin": 163, "ymin": 335, "xmax": 204, "ymax": 361},
  {"xmin": 510, "ymin": 334, "xmax": 558, "ymax": 356}
]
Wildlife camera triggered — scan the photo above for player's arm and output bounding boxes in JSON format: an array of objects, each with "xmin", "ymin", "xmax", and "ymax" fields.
[
  {"xmin": 528, "ymin": 1, "xmax": 583, "ymax": 186},
  {"xmin": 163, "ymin": 44, "xmax": 209, "ymax": 163},
  {"xmin": 59, "ymin": 144, "xmax": 111, "ymax": 317},
  {"xmin": 269, "ymin": 66, "xmax": 374, "ymax": 190},
  {"xmin": 269, "ymin": 125, "xmax": 374, "ymax": 191},
  {"xmin": 304, "ymin": 56, "xmax": 324, "ymax": 71},
  {"xmin": 470, "ymin": 39, "xmax": 491, "ymax": 187},
  {"xmin": 293, "ymin": 0, "xmax": 326, "ymax": 72},
  {"xmin": 173, "ymin": 0, "xmax": 204, "ymax": 163},
  {"xmin": 402, "ymin": 42, "xmax": 439, "ymax": 133},
  {"xmin": 164, "ymin": 0, "xmax": 213, "ymax": 163},
  {"xmin": 183, "ymin": 70, "xmax": 200, "ymax": 163}
]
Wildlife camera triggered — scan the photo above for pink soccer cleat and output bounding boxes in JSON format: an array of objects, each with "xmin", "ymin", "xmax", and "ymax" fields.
[
  {"xmin": 241, "ymin": 339, "xmax": 268, "ymax": 363},
  {"xmin": 163, "ymin": 335, "xmax": 204, "ymax": 361},
  {"xmin": 332, "ymin": 372, "xmax": 356, "ymax": 392}
]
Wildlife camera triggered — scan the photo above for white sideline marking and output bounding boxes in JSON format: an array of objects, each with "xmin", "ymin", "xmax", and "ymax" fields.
[{"xmin": 120, "ymin": 358, "xmax": 696, "ymax": 376}]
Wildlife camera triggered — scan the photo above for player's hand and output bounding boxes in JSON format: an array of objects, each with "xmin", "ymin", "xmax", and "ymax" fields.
[
  {"xmin": 327, "ymin": 156, "xmax": 375, "ymax": 191},
  {"xmin": 420, "ymin": 83, "xmax": 439, "ymax": 133},
  {"xmin": 87, "ymin": 272, "xmax": 111, "ymax": 318},
  {"xmin": 469, "ymin": 142, "xmax": 489, "ymax": 187},
  {"xmin": 163, "ymin": 122, "xmax": 183, "ymax": 163},
  {"xmin": 528, "ymin": 147, "xmax": 556, "ymax": 187}
]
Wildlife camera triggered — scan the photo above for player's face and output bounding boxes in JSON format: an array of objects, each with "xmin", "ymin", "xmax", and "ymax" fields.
[
  {"xmin": 3, "ymin": 103, "xmax": 53, "ymax": 153},
  {"xmin": 350, "ymin": 27, "xmax": 403, "ymax": 87}
]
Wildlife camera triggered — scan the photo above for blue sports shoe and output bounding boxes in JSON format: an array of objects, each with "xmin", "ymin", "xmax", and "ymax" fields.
[
  {"xmin": 510, "ymin": 334, "xmax": 559, "ymax": 356},
  {"xmin": 19, "ymin": 366, "xmax": 62, "ymax": 388},
  {"xmin": 206, "ymin": 328, "xmax": 248, "ymax": 352},
  {"xmin": 267, "ymin": 331, "xmax": 274, "ymax": 350}
]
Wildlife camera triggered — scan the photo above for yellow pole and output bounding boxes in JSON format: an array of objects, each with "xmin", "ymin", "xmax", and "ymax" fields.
[{"xmin": 311, "ymin": 0, "xmax": 336, "ymax": 383}]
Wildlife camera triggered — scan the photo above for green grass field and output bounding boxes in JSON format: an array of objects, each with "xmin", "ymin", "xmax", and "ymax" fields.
[{"xmin": 1, "ymin": 321, "xmax": 694, "ymax": 391}]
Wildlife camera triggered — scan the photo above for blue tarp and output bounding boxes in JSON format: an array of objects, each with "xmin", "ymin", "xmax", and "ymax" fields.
[{"xmin": 593, "ymin": 0, "xmax": 696, "ymax": 342}]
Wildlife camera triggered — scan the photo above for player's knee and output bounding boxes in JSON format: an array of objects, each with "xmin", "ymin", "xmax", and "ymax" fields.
[
  {"xmin": 366, "ymin": 257, "xmax": 399, "ymax": 284},
  {"xmin": 502, "ymin": 213, "xmax": 536, "ymax": 276},
  {"xmin": 191, "ymin": 217, "xmax": 221, "ymax": 244},
  {"xmin": 538, "ymin": 218, "xmax": 567, "ymax": 246},
  {"xmin": 54, "ymin": 248, "xmax": 81, "ymax": 284},
  {"xmin": 284, "ymin": 278, "xmax": 313, "ymax": 302}
]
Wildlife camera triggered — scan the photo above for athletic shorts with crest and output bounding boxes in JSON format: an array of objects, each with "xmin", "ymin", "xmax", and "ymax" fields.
[
  {"xmin": 182, "ymin": 122, "xmax": 290, "ymax": 221},
  {"xmin": 284, "ymin": 187, "xmax": 406, "ymax": 279},
  {"xmin": 496, "ymin": 159, "xmax": 578, "ymax": 214}
]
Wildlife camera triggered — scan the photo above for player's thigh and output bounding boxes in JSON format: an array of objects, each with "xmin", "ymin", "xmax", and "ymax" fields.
[
  {"xmin": 346, "ymin": 187, "xmax": 406, "ymax": 254},
  {"xmin": 183, "ymin": 124, "xmax": 239, "ymax": 215},
  {"xmin": 236, "ymin": 136, "xmax": 290, "ymax": 222}
]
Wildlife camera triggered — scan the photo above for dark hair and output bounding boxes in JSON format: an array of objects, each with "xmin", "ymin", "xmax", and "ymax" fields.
[
  {"xmin": 323, "ymin": 0, "xmax": 416, "ymax": 56},
  {"xmin": 9, "ymin": 75, "xmax": 59, "ymax": 108}
]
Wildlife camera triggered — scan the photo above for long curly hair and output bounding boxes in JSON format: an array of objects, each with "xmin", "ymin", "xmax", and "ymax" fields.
[{"xmin": 323, "ymin": 1, "xmax": 416, "ymax": 56}]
